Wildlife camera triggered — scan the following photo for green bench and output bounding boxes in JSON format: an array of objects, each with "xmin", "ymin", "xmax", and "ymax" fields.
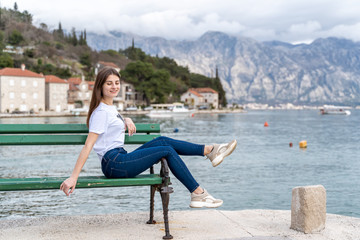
[{"xmin": 0, "ymin": 123, "xmax": 174, "ymax": 239}]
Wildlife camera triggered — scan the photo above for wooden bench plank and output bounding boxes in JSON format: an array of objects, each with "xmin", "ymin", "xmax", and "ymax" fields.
[
  {"xmin": 0, "ymin": 174, "xmax": 163, "ymax": 191},
  {"xmin": 0, "ymin": 124, "xmax": 160, "ymax": 134},
  {"xmin": 0, "ymin": 134, "xmax": 161, "ymax": 145}
]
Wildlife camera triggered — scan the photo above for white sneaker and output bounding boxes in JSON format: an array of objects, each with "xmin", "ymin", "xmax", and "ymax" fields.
[
  {"xmin": 189, "ymin": 189, "xmax": 223, "ymax": 208},
  {"xmin": 206, "ymin": 139, "xmax": 237, "ymax": 167}
]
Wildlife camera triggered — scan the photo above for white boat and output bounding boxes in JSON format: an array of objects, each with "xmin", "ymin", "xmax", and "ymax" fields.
[
  {"xmin": 70, "ymin": 108, "xmax": 88, "ymax": 116},
  {"xmin": 319, "ymin": 105, "xmax": 351, "ymax": 115},
  {"xmin": 147, "ymin": 103, "xmax": 194, "ymax": 117}
]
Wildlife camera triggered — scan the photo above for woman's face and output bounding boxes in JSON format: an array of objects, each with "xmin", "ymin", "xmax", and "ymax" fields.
[{"xmin": 102, "ymin": 74, "xmax": 120, "ymax": 99}]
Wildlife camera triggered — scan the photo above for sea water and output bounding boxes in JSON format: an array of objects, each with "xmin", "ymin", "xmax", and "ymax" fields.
[{"xmin": 0, "ymin": 110, "xmax": 359, "ymax": 219}]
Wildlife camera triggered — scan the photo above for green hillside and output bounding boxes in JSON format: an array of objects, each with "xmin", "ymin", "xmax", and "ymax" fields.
[{"xmin": 0, "ymin": 4, "xmax": 226, "ymax": 106}]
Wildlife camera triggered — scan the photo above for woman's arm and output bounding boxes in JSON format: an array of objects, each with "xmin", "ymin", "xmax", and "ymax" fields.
[
  {"xmin": 60, "ymin": 132, "xmax": 99, "ymax": 196},
  {"xmin": 124, "ymin": 117, "xmax": 136, "ymax": 136}
]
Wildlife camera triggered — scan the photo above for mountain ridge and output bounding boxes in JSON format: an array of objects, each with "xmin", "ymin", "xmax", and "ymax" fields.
[{"xmin": 87, "ymin": 31, "xmax": 360, "ymax": 105}]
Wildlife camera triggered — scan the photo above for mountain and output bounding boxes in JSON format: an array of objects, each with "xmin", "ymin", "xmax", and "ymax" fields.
[{"xmin": 87, "ymin": 31, "xmax": 360, "ymax": 105}]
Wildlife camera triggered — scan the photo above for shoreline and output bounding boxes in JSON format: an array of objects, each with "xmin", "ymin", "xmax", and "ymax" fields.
[
  {"xmin": 0, "ymin": 109, "xmax": 246, "ymax": 118},
  {"xmin": 0, "ymin": 209, "xmax": 359, "ymax": 240}
]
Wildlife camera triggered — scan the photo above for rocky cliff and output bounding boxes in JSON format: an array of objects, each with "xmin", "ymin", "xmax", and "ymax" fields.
[{"xmin": 87, "ymin": 31, "xmax": 360, "ymax": 105}]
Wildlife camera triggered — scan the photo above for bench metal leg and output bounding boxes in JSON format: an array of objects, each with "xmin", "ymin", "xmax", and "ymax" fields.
[
  {"xmin": 147, "ymin": 185, "xmax": 157, "ymax": 224},
  {"xmin": 160, "ymin": 158, "xmax": 173, "ymax": 239},
  {"xmin": 147, "ymin": 166, "xmax": 156, "ymax": 224},
  {"xmin": 160, "ymin": 190, "xmax": 172, "ymax": 239}
]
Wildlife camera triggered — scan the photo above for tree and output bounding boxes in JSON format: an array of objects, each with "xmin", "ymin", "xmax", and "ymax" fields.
[
  {"xmin": 78, "ymin": 30, "xmax": 87, "ymax": 45},
  {"xmin": 121, "ymin": 61, "xmax": 175, "ymax": 104},
  {"xmin": 80, "ymin": 52, "xmax": 91, "ymax": 68},
  {"xmin": 149, "ymin": 69, "xmax": 174, "ymax": 103},
  {"xmin": 0, "ymin": 31, "xmax": 5, "ymax": 50},
  {"xmin": 21, "ymin": 10, "xmax": 32, "ymax": 23},
  {"xmin": 120, "ymin": 47, "xmax": 148, "ymax": 61},
  {"xmin": 84, "ymin": 29, "xmax": 87, "ymax": 45},
  {"xmin": 71, "ymin": 27, "xmax": 78, "ymax": 46},
  {"xmin": 0, "ymin": 53, "xmax": 14, "ymax": 68},
  {"xmin": 55, "ymin": 22, "xmax": 64, "ymax": 39},
  {"xmin": 7, "ymin": 30, "xmax": 24, "ymax": 45},
  {"xmin": 14, "ymin": 2, "xmax": 18, "ymax": 11},
  {"xmin": 40, "ymin": 23, "xmax": 48, "ymax": 32}
]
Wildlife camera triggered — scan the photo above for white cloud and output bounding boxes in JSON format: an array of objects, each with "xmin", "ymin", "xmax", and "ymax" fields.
[{"xmin": 3, "ymin": 0, "xmax": 360, "ymax": 43}]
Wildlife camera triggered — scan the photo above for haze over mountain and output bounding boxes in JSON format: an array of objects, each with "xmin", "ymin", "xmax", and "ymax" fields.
[{"xmin": 87, "ymin": 31, "xmax": 360, "ymax": 105}]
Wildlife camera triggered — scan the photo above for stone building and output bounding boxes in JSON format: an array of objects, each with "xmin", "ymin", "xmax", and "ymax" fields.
[
  {"xmin": 0, "ymin": 65, "xmax": 45, "ymax": 113},
  {"xmin": 67, "ymin": 76, "xmax": 94, "ymax": 110},
  {"xmin": 181, "ymin": 88, "xmax": 219, "ymax": 109},
  {"xmin": 45, "ymin": 75, "xmax": 69, "ymax": 112}
]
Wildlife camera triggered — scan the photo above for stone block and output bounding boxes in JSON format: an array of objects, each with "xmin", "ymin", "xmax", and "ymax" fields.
[{"xmin": 290, "ymin": 185, "xmax": 326, "ymax": 233}]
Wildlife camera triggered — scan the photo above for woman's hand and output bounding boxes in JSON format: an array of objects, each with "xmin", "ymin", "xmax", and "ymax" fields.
[
  {"xmin": 60, "ymin": 177, "xmax": 77, "ymax": 196},
  {"xmin": 124, "ymin": 117, "xmax": 136, "ymax": 136}
]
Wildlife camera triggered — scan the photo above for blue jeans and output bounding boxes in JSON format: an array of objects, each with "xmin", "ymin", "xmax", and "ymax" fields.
[{"xmin": 101, "ymin": 136, "xmax": 205, "ymax": 193}]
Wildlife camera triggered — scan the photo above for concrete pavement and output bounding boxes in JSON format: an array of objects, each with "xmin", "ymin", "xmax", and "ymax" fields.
[{"xmin": 0, "ymin": 210, "xmax": 359, "ymax": 240}]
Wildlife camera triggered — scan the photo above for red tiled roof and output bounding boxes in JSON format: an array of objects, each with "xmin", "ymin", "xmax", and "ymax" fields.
[
  {"xmin": 191, "ymin": 88, "xmax": 218, "ymax": 94},
  {"xmin": 45, "ymin": 75, "xmax": 68, "ymax": 84},
  {"xmin": 69, "ymin": 83, "xmax": 79, "ymax": 91},
  {"xmin": 188, "ymin": 89, "xmax": 203, "ymax": 97},
  {"xmin": 0, "ymin": 67, "xmax": 44, "ymax": 78},
  {"xmin": 68, "ymin": 77, "xmax": 82, "ymax": 85},
  {"xmin": 88, "ymin": 81, "xmax": 95, "ymax": 90},
  {"xmin": 98, "ymin": 61, "xmax": 120, "ymax": 69}
]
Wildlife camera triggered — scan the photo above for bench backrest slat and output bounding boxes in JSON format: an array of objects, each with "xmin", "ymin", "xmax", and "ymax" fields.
[
  {"xmin": 0, "ymin": 123, "xmax": 160, "ymax": 134},
  {"xmin": 0, "ymin": 123, "xmax": 161, "ymax": 145},
  {"xmin": 0, "ymin": 134, "xmax": 161, "ymax": 145}
]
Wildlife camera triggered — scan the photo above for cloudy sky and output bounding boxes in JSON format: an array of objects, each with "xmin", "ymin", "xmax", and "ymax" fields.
[{"xmin": 2, "ymin": 0, "xmax": 360, "ymax": 44}]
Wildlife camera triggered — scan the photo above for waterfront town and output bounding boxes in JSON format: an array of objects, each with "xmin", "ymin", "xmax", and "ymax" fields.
[{"xmin": 0, "ymin": 62, "xmax": 220, "ymax": 115}]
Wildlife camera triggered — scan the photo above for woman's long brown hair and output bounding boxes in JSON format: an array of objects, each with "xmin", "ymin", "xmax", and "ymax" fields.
[{"xmin": 86, "ymin": 67, "xmax": 121, "ymax": 128}]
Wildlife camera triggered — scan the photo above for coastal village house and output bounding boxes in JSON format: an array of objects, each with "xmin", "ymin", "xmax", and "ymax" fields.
[
  {"xmin": 117, "ymin": 81, "xmax": 146, "ymax": 110},
  {"xmin": 181, "ymin": 88, "xmax": 219, "ymax": 109},
  {"xmin": 68, "ymin": 76, "xmax": 94, "ymax": 110},
  {"xmin": 0, "ymin": 62, "xmax": 146, "ymax": 114},
  {"xmin": 45, "ymin": 75, "xmax": 69, "ymax": 112},
  {"xmin": 0, "ymin": 65, "xmax": 45, "ymax": 113}
]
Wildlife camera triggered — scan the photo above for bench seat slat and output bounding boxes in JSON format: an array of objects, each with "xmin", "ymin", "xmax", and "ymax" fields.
[
  {"xmin": 0, "ymin": 124, "xmax": 160, "ymax": 134},
  {"xmin": 0, "ymin": 174, "xmax": 163, "ymax": 191},
  {"xmin": 0, "ymin": 134, "xmax": 161, "ymax": 145}
]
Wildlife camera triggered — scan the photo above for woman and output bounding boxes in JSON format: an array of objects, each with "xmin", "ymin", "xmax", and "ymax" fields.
[{"xmin": 60, "ymin": 67, "xmax": 237, "ymax": 208}]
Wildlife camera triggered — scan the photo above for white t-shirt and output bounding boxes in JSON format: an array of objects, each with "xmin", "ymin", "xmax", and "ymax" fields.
[{"xmin": 89, "ymin": 102, "xmax": 125, "ymax": 161}]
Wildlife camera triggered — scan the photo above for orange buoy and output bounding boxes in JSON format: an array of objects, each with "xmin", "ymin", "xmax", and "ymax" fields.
[
  {"xmin": 264, "ymin": 121, "xmax": 269, "ymax": 127},
  {"xmin": 289, "ymin": 142, "xmax": 293, "ymax": 147},
  {"xmin": 299, "ymin": 140, "xmax": 307, "ymax": 148}
]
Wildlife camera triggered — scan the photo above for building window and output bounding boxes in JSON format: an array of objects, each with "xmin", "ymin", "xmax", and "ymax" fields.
[
  {"xmin": 86, "ymin": 92, "xmax": 89, "ymax": 98},
  {"xmin": 10, "ymin": 104, "xmax": 14, "ymax": 109},
  {"xmin": 33, "ymin": 81, "xmax": 38, "ymax": 87},
  {"xmin": 33, "ymin": 93, "xmax": 38, "ymax": 99},
  {"xmin": 21, "ymin": 93, "xmax": 26, "ymax": 99},
  {"xmin": 9, "ymin": 92, "xmax": 15, "ymax": 99},
  {"xmin": 9, "ymin": 79, "xmax": 14, "ymax": 86},
  {"xmin": 78, "ymin": 92, "xmax": 82, "ymax": 97},
  {"xmin": 53, "ymin": 94, "xmax": 57, "ymax": 100},
  {"xmin": 21, "ymin": 80, "xmax": 26, "ymax": 87},
  {"xmin": 82, "ymin": 85, "xmax": 87, "ymax": 90},
  {"xmin": 34, "ymin": 104, "xmax": 38, "ymax": 109},
  {"xmin": 20, "ymin": 104, "xmax": 27, "ymax": 111}
]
